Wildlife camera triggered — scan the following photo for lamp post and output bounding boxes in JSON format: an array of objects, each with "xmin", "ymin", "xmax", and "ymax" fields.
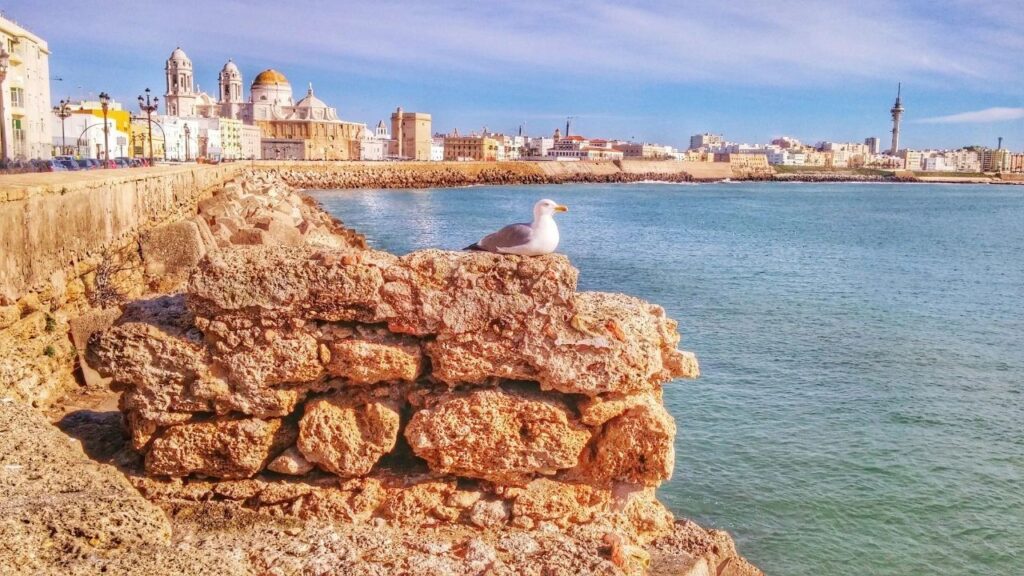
[
  {"xmin": 0, "ymin": 45, "xmax": 10, "ymax": 163},
  {"xmin": 183, "ymin": 123, "xmax": 191, "ymax": 161},
  {"xmin": 52, "ymin": 98, "xmax": 73, "ymax": 156},
  {"xmin": 137, "ymin": 88, "xmax": 158, "ymax": 165},
  {"xmin": 98, "ymin": 92, "xmax": 111, "ymax": 165}
]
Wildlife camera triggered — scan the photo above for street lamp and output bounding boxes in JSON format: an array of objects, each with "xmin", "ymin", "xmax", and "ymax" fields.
[
  {"xmin": 98, "ymin": 92, "xmax": 111, "ymax": 165},
  {"xmin": 0, "ymin": 45, "xmax": 9, "ymax": 163},
  {"xmin": 52, "ymin": 98, "xmax": 73, "ymax": 156},
  {"xmin": 183, "ymin": 123, "xmax": 191, "ymax": 162},
  {"xmin": 137, "ymin": 88, "xmax": 158, "ymax": 165}
]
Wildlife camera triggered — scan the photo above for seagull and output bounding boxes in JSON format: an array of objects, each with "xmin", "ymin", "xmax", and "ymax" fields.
[{"xmin": 465, "ymin": 199, "xmax": 568, "ymax": 256}]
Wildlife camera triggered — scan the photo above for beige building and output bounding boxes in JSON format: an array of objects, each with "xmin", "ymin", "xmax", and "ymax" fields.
[
  {"xmin": 444, "ymin": 135, "xmax": 498, "ymax": 161},
  {"xmin": 714, "ymin": 153, "xmax": 770, "ymax": 170},
  {"xmin": 0, "ymin": 15, "xmax": 51, "ymax": 160},
  {"xmin": 616, "ymin": 142, "xmax": 670, "ymax": 159},
  {"xmin": 390, "ymin": 107, "xmax": 432, "ymax": 160},
  {"xmin": 981, "ymin": 147, "xmax": 1011, "ymax": 172},
  {"xmin": 257, "ymin": 120, "xmax": 364, "ymax": 160}
]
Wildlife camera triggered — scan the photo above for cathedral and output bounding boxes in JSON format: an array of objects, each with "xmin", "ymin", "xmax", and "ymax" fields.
[{"xmin": 163, "ymin": 47, "xmax": 365, "ymax": 160}]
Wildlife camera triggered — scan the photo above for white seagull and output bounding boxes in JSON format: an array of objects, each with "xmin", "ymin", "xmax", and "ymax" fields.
[{"xmin": 466, "ymin": 199, "xmax": 568, "ymax": 256}]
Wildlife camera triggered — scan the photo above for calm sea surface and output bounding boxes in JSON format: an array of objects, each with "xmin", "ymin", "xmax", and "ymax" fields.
[{"xmin": 314, "ymin": 182, "xmax": 1023, "ymax": 576}]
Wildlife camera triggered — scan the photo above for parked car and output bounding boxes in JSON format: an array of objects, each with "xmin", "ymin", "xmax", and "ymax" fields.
[
  {"xmin": 58, "ymin": 159, "xmax": 80, "ymax": 171},
  {"xmin": 113, "ymin": 157, "xmax": 131, "ymax": 168},
  {"xmin": 76, "ymin": 158, "xmax": 97, "ymax": 170},
  {"xmin": 37, "ymin": 159, "xmax": 68, "ymax": 172}
]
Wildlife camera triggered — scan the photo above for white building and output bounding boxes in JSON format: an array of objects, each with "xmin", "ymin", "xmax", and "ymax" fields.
[
  {"xmin": 240, "ymin": 124, "xmax": 261, "ymax": 159},
  {"xmin": 430, "ymin": 136, "xmax": 444, "ymax": 161},
  {"xmin": 524, "ymin": 136, "xmax": 554, "ymax": 158},
  {"xmin": 360, "ymin": 120, "xmax": 390, "ymax": 161},
  {"xmin": 157, "ymin": 115, "xmax": 200, "ymax": 161},
  {"xmin": 689, "ymin": 133, "xmax": 723, "ymax": 150},
  {"xmin": 53, "ymin": 100, "xmax": 130, "ymax": 160},
  {"xmin": 0, "ymin": 14, "xmax": 51, "ymax": 160},
  {"xmin": 766, "ymin": 149, "xmax": 806, "ymax": 166},
  {"xmin": 547, "ymin": 135, "xmax": 624, "ymax": 161}
]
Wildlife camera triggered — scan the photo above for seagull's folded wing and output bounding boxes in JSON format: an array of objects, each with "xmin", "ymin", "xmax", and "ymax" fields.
[{"xmin": 479, "ymin": 223, "xmax": 534, "ymax": 252}]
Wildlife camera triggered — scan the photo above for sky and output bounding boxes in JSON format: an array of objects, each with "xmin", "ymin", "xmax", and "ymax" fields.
[{"xmin": 9, "ymin": 0, "xmax": 1024, "ymax": 151}]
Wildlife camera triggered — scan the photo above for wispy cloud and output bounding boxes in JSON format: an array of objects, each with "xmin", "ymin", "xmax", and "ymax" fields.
[
  {"xmin": 18, "ymin": 0, "xmax": 1024, "ymax": 88},
  {"xmin": 917, "ymin": 107, "xmax": 1024, "ymax": 124}
]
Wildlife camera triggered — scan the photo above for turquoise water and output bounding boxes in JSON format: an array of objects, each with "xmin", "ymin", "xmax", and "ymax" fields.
[{"xmin": 315, "ymin": 183, "xmax": 1024, "ymax": 575}]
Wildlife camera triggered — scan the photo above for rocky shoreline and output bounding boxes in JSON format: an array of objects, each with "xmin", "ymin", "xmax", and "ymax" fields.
[
  {"xmin": 274, "ymin": 165, "xmax": 704, "ymax": 189},
  {"xmin": 3, "ymin": 170, "xmax": 761, "ymax": 575}
]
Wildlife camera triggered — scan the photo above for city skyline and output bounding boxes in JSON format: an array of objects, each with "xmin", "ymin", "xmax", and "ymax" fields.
[{"xmin": 10, "ymin": 0, "xmax": 1024, "ymax": 150}]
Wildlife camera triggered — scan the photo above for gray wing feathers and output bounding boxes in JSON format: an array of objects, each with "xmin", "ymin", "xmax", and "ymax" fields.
[{"xmin": 478, "ymin": 223, "xmax": 534, "ymax": 251}]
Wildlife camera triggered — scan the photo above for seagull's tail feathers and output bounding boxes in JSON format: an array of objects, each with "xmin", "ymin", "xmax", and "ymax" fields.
[{"xmin": 464, "ymin": 243, "xmax": 485, "ymax": 251}]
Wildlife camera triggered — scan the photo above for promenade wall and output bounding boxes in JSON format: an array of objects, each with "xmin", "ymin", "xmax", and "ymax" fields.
[{"xmin": 0, "ymin": 164, "xmax": 240, "ymax": 405}]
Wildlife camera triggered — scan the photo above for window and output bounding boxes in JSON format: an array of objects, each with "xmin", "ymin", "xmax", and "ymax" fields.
[{"xmin": 9, "ymin": 87, "xmax": 24, "ymax": 108}]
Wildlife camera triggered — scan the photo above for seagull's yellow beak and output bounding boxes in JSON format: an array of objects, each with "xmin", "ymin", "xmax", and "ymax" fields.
[{"xmin": 555, "ymin": 205, "xmax": 568, "ymax": 212}]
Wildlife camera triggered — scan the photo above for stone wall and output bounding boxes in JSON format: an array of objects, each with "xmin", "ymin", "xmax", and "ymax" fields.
[
  {"xmin": 256, "ymin": 159, "xmax": 749, "ymax": 189},
  {"xmin": 0, "ymin": 160, "xmax": 750, "ymax": 408},
  {"xmin": 0, "ymin": 165, "xmax": 243, "ymax": 406}
]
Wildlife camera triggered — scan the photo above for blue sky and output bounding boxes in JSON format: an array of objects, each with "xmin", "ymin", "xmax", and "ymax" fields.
[{"xmin": 12, "ymin": 0, "xmax": 1024, "ymax": 150}]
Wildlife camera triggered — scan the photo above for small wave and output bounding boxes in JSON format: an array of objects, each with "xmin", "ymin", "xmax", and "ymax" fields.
[{"xmin": 635, "ymin": 180, "xmax": 699, "ymax": 185}]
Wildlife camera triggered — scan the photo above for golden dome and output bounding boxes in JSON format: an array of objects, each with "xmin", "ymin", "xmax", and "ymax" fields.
[{"xmin": 252, "ymin": 69, "xmax": 289, "ymax": 86}]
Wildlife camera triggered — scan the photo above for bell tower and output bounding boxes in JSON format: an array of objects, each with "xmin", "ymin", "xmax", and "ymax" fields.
[
  {"xmin": 164, "ymin": 47, "xmax": 197, "ymax": 117},
  {"xmin": 219, "ymin": 60, "xmax": 243, "ymax": 103}
]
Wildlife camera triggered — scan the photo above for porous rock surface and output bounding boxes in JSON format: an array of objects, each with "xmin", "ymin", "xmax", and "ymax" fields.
[
  {"xmin": 89, "ymin": 245, "xmax": 694, "ymax": 490},
  {"xmin": 76, "ymin": 173, "xmax": 759, "ymax": 574},
  {"xmin": 3, "ymin": 170, "xmax": 760, "ymax": 575}
]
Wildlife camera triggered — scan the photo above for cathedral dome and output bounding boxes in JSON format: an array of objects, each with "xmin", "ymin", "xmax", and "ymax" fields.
[
  {"xmin": 222, "ymin": 59, "xmax": 240, "ymax": 75},
  {"xmin": 294, "ymin": 83, "xmax": 336, "ymax": 121},
  {"xmin": 169, "ymin": 47, "xmax": 191, "ymax": 65},
  {"xmin": 252, "ymin": 69, "xmax": 289, "ymax": 87},
  {"xmin": 295, "ymin": 84, "xmax": 327, "ymax": 109},
  {"xmin": 250, "ymin": 69, "xmax": 293, "ymax": 106}
]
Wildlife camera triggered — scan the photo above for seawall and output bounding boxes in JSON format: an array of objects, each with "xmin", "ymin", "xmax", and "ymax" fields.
[
  {"xmin": 257, "ymin": 159, "xmax": 742, "ymax": 189},
  {"xmin": 0, "ymin": 164, "xmax": 239, "ymax": 405}
]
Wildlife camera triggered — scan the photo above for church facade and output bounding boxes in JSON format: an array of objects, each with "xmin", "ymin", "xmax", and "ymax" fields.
[{"xmin": 163, "ymin": 47, "xmax": 366, "ymax": 160}]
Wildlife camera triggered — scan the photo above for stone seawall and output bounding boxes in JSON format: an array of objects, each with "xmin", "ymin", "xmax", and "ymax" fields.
[
  {"xmin": 257, "ymin": 159, "xmax": 742, "ymax": 189},
  {"xmin": 0, "ymin": 165, "xmax": 243, "ymax": 406}
]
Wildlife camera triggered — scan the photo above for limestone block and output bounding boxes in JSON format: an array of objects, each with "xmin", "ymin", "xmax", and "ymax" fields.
[
  {"xmin": 324, "ymin": 336, "xmax": 422, "ymax": 384},
  {"xmin": 297, "ymin": 393, "xmax": 401, "ymax": 477},
  {"xmin": 574, "ymin": 397, "xmax": 676, "ymax": 487},
  {"xmin": 139, "ymin": 220, "xmax": 207, "ymax": 291},
  {"xmin": 68, "ymin": 307, "xmax": 121, "ymax": 388},
  {"xmin": 405, "ymin": 387, "xmax": 591, "ymax": 485},
  {"xmin": 267, "ymin": 446, "xmax": 315, "ymax": 475},
  {"xmin": 145, "ymin": 417, "xmax": 292, "ymax": 479}
]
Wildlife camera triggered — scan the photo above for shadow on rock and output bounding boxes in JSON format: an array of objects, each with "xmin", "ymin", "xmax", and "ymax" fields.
[{"xmin": 56, "ymin": 409, "xmax": 138, "ymax": 468}]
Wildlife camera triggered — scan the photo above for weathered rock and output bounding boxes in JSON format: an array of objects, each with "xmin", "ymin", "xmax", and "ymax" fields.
[
  {"xmin": 405, "ymin": 386, "xmax": 591, "ymax": 485},
  {"xmin": 650, "ymin": 519, "xmax": 763, "ymax": 576},
  {"xmin": 574, "ymin": 396, "xmax": 676, "ymax": 487},
  {"xmin": 0, "ymin": 401, "xmax": 173, "ymax": 574},
  {"xmin": 428, "ymin": 290, "xmax": 696, "ymax": 396},
  {"xmin": 139, "ymin": 220, "xmax": 208, "ymax": 291},
  {"xmin": 469, "ymin": 499, "xmax": 510, "ymax": 528},
  {"xmin": 323, "ymin": 329, "xmax": 423, "ymax": 384},
  {"xmin": 297, "ymin": 392, "xmax": 401, "ymax": 477},
  {"xmin": 188, "ymin": 246, "xmax": 694, "ymax": 396},
  {"xmin": 145, "ymin": 416, "xmax": 292, "ymax": 479},
  {"xmin": 267, "ymin": 446, "xmax": 315, "ymax": 475}
]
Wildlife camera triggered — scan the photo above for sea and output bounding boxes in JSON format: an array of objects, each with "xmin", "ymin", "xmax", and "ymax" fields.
[{"xmin": 314, "ymin": 182, "xmax": 1023, "ymax": 576}]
